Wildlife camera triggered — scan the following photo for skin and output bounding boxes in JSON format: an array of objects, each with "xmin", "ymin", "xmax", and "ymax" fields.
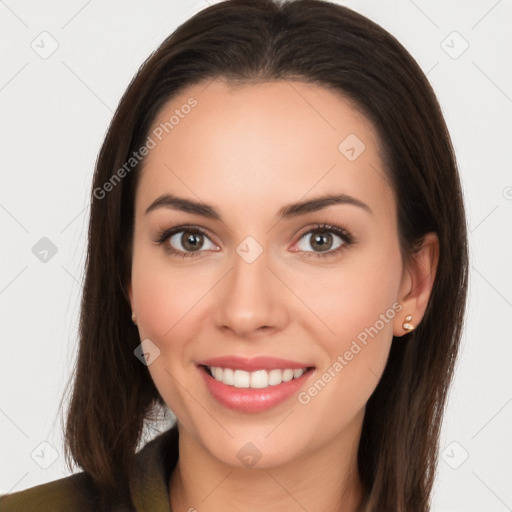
[{"xmin": 127, "ymin": 79, "xmax": 438, "ymax": 512}]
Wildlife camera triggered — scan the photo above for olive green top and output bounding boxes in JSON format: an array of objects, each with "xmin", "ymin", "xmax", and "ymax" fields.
[{"xmin": 0, "ymin": 425, "xmax": 179, "ymax": 512}]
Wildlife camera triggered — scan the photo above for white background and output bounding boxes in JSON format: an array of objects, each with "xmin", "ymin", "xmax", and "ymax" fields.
[{"xmin": 1, "ymin": 1, "xmax": 511, "ymax": 510}]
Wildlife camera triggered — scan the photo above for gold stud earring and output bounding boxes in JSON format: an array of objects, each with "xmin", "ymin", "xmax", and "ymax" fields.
[
  {"xmin": 131, "ymin": 311, "xmax": 137, "ymax": 325},
  {"xmin": 402, "ymin": 314, "xmax": 414, "ymax": 332}
]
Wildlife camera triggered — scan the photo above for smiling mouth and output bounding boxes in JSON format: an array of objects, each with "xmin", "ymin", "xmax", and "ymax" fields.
[{"xmin": 200, "ymin": 364, "xmax": 315, "ymax": 389}]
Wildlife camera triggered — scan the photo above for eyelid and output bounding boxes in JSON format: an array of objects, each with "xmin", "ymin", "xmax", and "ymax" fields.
[
  {"xmin": 153, "ymin": 222, "xmax": 355, "ymax": 259},
  {"xmin": 153, "ymin": 224, "xmax": 219, "ymax": 255},
  {"xmin": 291, "ymin": 223, "xmax": 353, "ymax": 259}
]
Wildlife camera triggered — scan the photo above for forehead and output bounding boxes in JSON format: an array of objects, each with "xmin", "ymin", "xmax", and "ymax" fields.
[{"xmin": 135, "ymin": 79, "xmax": 394, "ymax": 221}]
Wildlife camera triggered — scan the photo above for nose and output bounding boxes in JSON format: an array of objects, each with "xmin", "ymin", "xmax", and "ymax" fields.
[{"xmin": 213, "ymin": 245, "xmax": 289, "ymax": 340}]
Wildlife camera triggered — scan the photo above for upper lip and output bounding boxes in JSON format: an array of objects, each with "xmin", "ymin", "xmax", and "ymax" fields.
[{"xmin": 197, "ymin": 356, "xmax": 314, "ymax": 372}]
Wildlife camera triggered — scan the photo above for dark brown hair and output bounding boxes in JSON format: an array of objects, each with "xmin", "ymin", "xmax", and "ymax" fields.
[{"xmin": 62, "ymin": 0, "xmax": 468, "ymax": 510}]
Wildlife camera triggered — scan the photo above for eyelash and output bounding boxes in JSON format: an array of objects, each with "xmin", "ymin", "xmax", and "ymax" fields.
[{"xmin": 153, "ymin": 223, "xmax": 355, "ymax": 260}]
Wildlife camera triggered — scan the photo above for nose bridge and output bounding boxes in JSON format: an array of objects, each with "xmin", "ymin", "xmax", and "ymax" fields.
[{"xmin": 213, "ymin": 236, "xmax": 287, "ymax": 336}]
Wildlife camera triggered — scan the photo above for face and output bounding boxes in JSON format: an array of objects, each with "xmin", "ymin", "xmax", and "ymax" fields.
[{"xmin": 128, "ymin": 79, "xmax": 410, "ymax": 469}]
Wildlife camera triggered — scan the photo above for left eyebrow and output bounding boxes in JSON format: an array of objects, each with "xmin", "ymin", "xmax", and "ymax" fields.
[
  {"xmin": 144, "ymin": 192, "xmax": 373, "ymax": 219},
  {"xmin": 276, "ymin": 193, "xmax": 373, "ymax": 218}
]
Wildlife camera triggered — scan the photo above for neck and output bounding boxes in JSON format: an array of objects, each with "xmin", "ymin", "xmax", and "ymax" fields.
[{"xmin": 169, "ymin": 411, "xmax": 366, "ymax": 512}]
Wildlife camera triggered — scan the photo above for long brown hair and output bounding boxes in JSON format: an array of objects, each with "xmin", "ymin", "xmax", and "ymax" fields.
[{"xmin": 62, "ymin": 0, "xmax": 469, "ymax": 510}]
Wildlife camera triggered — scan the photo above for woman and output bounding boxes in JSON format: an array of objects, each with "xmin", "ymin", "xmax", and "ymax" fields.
[{"xmin": 0, "ymin": 0, "xmax": 468, "ymax": 510}]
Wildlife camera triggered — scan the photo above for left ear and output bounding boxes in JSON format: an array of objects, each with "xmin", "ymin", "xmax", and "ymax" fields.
[{"xmin": 394, "ymin": 232, "xmax": 439, "ymax": 337}]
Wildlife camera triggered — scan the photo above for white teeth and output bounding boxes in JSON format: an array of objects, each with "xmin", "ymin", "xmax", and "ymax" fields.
[
  {"xmin": 233, "ymin": 369, "xmax": 250, "ymax": 388},
  {"xmin": 250, "ymin": 370, "xmax": 268, "ymax": 388},
  {"xmin": 223, "ymin": 368, "xmax": 234, "ymax": 385},
  {"xmin": 281, "ymin": 369, "xmax": 294, "ymax": 382},
  {"xmin": 268, "ymin": 369, "xmax": 282, "ymax": 386},
  {"xmin": 207, "ymin": 366, "xmax": 308, "ymax": 388}
]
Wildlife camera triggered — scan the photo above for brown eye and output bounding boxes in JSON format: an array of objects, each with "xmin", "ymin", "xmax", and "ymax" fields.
[
  {"xmin": 309, "ymin": 231, "xmax": 335, "ymax": 252},
  {"xmin": 154, "ymin": 226, "xmax": 219, "ymax": 258},
  {"xmin": 179, "ymin": 231, "xmax": 205, "ymax": 252},
  {"xmin": 167, "ymin": 229, "xmax": 217, "ymax": 254},
  {"xmin": 294, "ymin": 224, "xmax": 353, "ymax": 259}
]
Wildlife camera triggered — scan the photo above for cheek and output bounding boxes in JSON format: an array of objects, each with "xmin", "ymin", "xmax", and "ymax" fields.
[
  {"xmin": 131, "ymin": 243, "xmax": 209, "ymax": 342},
  {"xmin": 133, "ymin": 271, "xmax": 182, "ymax": 341},
  {"xmin": 328, "ymin": 265, "xmax": 400, "ymax": 344},
  {"xmin": 306, "ymin": 248, "xmax": 402, "ymax": 414},
  {"xmin": 130, "ymin": 249, "xmax": 206, "ymax": 416},
  {"xmin": 295, "ymin": 238, "xmax": 402, "ymax": 342},
  {"xmin": 132, "ymin": 267, "xmax": 174, "ymax": 340},
  {"xmin": 130, "ymin": 246, "xmax": 222, "ymax": 387},
  {"xmin": 130, "ymin": 250, "xmax": 196, "ymax": 401}
]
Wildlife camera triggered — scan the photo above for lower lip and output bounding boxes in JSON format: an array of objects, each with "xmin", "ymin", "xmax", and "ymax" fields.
[{"xmin": 198, "ymin": 366, "xmax": 314, "ymax": 413}]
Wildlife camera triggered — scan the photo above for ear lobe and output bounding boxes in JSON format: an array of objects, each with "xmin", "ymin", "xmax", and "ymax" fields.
[{"xmin": 394, "ymin": 232, "xmax": 439, "ymax": 336}]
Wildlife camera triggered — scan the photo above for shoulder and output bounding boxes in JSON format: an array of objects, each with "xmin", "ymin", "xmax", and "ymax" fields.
[
  {"xmin": 0, "ymin": 425, "xmax": 179, "ymax": 512},
  {"xmin": 0, "ymin": 471, "xmax": 100, "ymax": 512}
]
